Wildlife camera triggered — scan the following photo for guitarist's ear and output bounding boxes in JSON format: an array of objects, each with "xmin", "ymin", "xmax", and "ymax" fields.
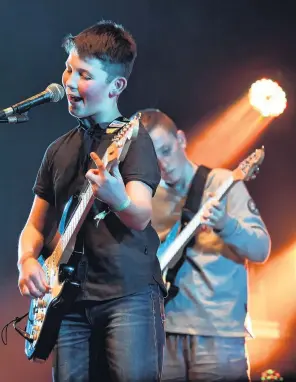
[
  {"xmin": 176, "ymin": 130, "xmax": 187, "ymax": 150},
  {"xmin": 109, "ymin": 76, "xmax": 127, "ymax": 98}
]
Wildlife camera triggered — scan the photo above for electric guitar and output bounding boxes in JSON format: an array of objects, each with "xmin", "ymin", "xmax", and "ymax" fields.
[
  {"xmin": 23, "ymin": 115, "xmax": 140, "ymax": 362},
  {"xmin": 157, "ymin": 147, "xmax": 265, "ymax": 290}
]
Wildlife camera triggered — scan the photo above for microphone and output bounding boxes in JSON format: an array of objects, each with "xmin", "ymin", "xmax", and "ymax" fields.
[{"xmin": 0, "ymin": 83, "xmax": 65, "ymax": 119}]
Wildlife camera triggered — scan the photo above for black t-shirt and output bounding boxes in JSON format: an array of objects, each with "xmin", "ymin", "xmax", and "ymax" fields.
[{"xmin": 33, "ymin": 119, "xmax": 165, "ymax": 301}]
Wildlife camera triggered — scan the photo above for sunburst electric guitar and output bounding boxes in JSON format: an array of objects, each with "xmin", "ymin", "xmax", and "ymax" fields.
[
  {"xmin": 23, "ymin": 115, "xmax": 140, "ymax": 362},
  {"xmin": 157, "ymin": 147, "xmax": 265, "ymax": 289}
]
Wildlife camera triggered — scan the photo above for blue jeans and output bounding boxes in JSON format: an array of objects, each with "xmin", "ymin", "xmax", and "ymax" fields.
[
  {"xmin": 52, "ymin": 285, "xmax": 165, "ymax": 382},
  {"xmin": 161, "ymin": 334, "xmax": 250, "ymax": 382}
]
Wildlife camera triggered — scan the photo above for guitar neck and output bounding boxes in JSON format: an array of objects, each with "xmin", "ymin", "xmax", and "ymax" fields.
[
  {"xmin": 49, "ymin": 183, "xmax": 95, "ymax": 267},
  {"xmin": 159, "ymin": 175, "xmax": 236, "ymax": 271}
]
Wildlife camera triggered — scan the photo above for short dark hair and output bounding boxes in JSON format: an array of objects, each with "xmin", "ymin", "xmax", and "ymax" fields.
[
  {"xmin": 138, "ymin": 108, "xmax": 178, "ymax": 137},
  {"xmin": 62, "ymin": 20, "xmax": 137, "ymax": 82}
]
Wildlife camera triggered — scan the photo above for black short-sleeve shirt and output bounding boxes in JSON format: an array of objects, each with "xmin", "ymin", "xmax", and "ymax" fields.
[{"xmin": 33, "ymin": 120, "xmax": 165, "ymax": 301}]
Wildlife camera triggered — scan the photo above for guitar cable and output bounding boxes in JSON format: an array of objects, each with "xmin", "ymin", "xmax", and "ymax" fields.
[{"xmin": 1, "ymin": 312, "xmax": 29, "ymax": 345}]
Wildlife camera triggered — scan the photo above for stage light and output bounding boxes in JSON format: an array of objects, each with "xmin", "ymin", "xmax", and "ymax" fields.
[{"xmin": 249, "ymin": 78, "xmax": 287, "ymax": 117}]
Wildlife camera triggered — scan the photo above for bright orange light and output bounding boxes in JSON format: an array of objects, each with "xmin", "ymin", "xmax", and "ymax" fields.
[
  {"xmin": 249, "ymin": 78, "xmax": 287, "ymax": 117},
  {"xmin": 187, "ymin": 95, "xmax": 272, "ymax": 169}
]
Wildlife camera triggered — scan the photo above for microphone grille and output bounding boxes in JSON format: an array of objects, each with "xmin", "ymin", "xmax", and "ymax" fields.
[{"xmin": 46, "ymin": 83, "xmax": 65, "ymax": 102}]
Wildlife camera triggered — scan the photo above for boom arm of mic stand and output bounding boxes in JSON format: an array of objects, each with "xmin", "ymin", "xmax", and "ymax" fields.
[{"xmin": 0, "ymin": 113, "xmax": 30, "ymax": 124}]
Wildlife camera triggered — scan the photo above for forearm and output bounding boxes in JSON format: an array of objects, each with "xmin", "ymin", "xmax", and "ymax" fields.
[
  {"xmin": 114, "ymin": 195, "xmax": 152, "ymax": 230},
  {"xmin": 219, "ymin": 215, "xmax": 271, "ymax": 263},
  {"xmin": 18, "ymin": 223, "xmax": 45, "ymax": 267}
]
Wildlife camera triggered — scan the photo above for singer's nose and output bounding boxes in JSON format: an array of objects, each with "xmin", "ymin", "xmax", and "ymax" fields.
[{"xmin": 62, "ymin": 71, "xmax": 77, "ymax": 91}]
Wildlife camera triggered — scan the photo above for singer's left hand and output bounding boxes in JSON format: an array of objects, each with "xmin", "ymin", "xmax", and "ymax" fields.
[{"xmin": 86, "ymin": 152, "xmax": 128, "ymax": 208}]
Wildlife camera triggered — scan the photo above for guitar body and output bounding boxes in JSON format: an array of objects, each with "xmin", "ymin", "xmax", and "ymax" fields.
[
  {"xmin": 25, "ymin": 274, "xmax": 80, "ymax": 362},
  {"xmin": 25, "ymin": 227, "xmax": 83, "ymax": 361}
]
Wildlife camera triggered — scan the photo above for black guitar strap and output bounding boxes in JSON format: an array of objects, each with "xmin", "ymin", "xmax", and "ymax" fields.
[{"xmin": 165, "ymin": 165, "xmax": 211, "ymax": 302}]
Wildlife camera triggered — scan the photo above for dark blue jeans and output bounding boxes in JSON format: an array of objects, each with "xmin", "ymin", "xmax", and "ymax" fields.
[
  {"xmin": 161, "ymin": 334, "xmax": 250, "ymax": 382},
  {"xmin": 52, "ymin": 285, "xmax": 165, "ymax": 382}
]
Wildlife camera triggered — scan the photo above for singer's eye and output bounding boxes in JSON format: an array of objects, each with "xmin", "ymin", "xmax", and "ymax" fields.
[{"xmin": 80, "ymin": 72, "xmax": 92, "ymax": 80}]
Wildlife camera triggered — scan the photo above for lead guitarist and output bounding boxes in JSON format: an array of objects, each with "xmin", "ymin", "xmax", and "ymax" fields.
[
  {"xmin": 139, "ymin": 108, "xmax": 271, "ymax": 382},
  {"xmin": 17, "ymin": 22, "xmax": 165, "ymax": 382}
]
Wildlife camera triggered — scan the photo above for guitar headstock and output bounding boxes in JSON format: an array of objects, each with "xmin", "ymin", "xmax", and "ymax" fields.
[
  {"xmin": 232, "ymin": 146, "xmax": 265, "ymax": 182},
  {"xmin": 105, "ymin": 113, "xmax": 140, "ymax": 168}
]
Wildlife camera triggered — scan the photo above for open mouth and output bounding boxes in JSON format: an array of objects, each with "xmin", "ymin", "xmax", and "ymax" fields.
[{"xmin": 68, "ymin": 95, "xmax": 83, "ymax": 103}]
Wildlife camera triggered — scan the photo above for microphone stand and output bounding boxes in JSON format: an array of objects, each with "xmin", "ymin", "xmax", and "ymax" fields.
[{"xmin": 0, "ymin": 113, "xmax": 30, "ymax": 124}]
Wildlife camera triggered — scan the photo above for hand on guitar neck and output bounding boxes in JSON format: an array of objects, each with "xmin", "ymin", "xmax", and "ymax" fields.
[
  {"xmin": 86, "ymin": 151, "xmax": 129, "ymax": 211},
  {"xmin": 199, "ymin": 191, "xmax": 228, "ymax": 232}
]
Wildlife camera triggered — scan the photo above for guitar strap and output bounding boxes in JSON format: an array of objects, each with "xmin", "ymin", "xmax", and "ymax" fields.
[
  {"xmin": 165, "ymin": 165, "xmax": 211, "ymax": 303},
  {"xmin": 80, "ymin": 115, "xmax": 131, "ymax": 174}
]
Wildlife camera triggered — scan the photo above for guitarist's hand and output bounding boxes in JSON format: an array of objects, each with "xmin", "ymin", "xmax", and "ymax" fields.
[
  {"xmin": 86, "ymin": 152, "xmax": 128, "ymax": 209},
  {"xmin": 201, "ymin": 192, "xmax": 230, "ymax": 231},
  {"xmin": 18, "ymin": 258, "xmax": 50, "ymax": 299}
]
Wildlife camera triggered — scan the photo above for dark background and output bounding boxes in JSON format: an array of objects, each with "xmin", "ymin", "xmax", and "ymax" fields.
[{"xmin": 0, "ymin": 1, "xmax": 295, "ymax": 381}]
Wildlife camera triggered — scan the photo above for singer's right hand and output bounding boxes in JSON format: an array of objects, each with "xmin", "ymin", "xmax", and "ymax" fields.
[{"xmin": 18, "ymin": 258, "xmax": 50, "ymax": 298}]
